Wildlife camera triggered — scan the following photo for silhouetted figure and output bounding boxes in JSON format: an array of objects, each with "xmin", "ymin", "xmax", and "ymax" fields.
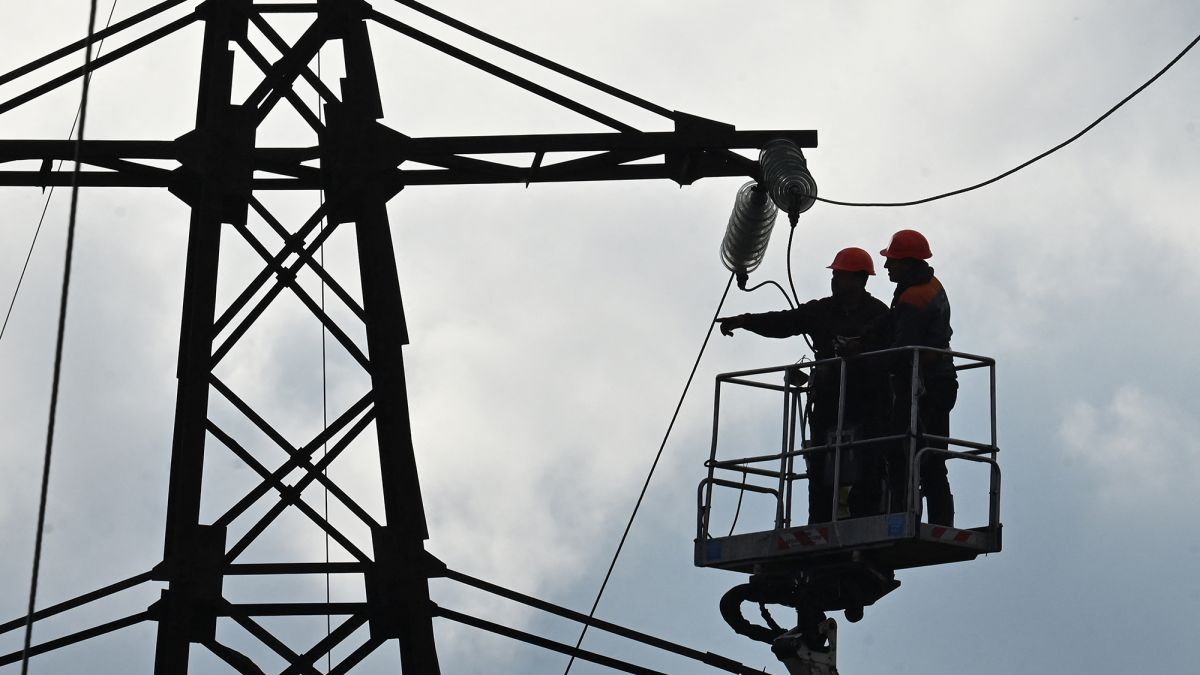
[
  {"xmin": 877, "ymin": 229, "xmax": 958, "ymax": 526},
  {"xmin": 718, "ymin": 248, "xmax": 889, "ymax": 523}
]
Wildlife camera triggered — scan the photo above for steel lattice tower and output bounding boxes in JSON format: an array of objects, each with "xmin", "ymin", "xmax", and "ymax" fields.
[{"xmin": 0, "ymin": 1, "xmax": 815, "ymax": 672}]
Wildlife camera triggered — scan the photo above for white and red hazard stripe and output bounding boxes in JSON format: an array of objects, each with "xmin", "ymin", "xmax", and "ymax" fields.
[
  {"xmin": 929, "ymin": 526, "xmax": 973, "ymax": 544},
  {"xmin": 776, "ymin": 527, "xmax": 831, "ymax": 551}
]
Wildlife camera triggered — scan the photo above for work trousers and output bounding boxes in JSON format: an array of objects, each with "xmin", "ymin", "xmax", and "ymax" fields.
[
  {"xmin": 806, "ymin": 405, "xmax": 886, "ymax": 523},
  {"xmin": 888, "ymin": 377, "xmax": 958, "ymax": 526}
]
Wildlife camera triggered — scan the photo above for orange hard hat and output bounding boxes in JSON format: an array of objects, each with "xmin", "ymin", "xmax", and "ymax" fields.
[
  {"xmin": 827, "ymin": 247, "xmax": 875, "ymax": 275},
  {"xmin": 880, "ymin": 229, "xmax": 932, "ymax": 260}
]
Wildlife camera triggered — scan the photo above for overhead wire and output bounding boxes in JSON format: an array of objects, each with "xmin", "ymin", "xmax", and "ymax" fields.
[
  {"xmin": 21, "ymin": 1, "xmax": 100, "ymax": 673},
  {"xmin": 0, "ymin": 0, "xmax": 121, "ymax": 348},
  {"xmin": 391, "ymin": 0, "xmax": 1198, "ymax": 210},
  {"xmin": 814, "ymin": 29, "xmax": 1200, "ymax": 207},
  {"xmin": 562, "ymin": 273, "xmax": 735, "ymax": 675}
]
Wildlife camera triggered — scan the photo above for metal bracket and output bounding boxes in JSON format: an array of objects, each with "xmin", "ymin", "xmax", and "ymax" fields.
[
  {"xmin": 667, "ymin": 111, "xmax": 746, "ymax": 185},
  {"xmin": 169, "ymin": 105, "xmax": 256, "ymax": 225},
  {"xmin": 320, "ymin": 104, "xmax": 406, "ymax": 223},
  {"xmin": 150, "ymin": 524, "xmax": 227, "ymax": 644}
]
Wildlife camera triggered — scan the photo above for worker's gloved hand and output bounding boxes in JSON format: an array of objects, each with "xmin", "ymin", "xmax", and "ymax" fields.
[{"xmin": 717, "ymin": 315, "xmax": 743, "ymax": 336}]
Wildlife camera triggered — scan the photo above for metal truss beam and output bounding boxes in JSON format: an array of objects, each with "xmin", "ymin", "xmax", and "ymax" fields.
[
  {"xmin": 0, "ymin": 0, "xmax": 190, "ymax": 88},
  {"xmin": 0, "ymin": 128, "xmax": 815, "ymax": 188}
]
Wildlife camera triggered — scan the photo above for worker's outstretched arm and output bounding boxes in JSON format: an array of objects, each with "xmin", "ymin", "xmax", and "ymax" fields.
[{"xmin": 717, "ymin": 301, "xmax": 819, "ymax": 338}]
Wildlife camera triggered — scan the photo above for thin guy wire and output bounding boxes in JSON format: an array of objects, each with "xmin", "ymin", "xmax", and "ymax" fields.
[
  {"xmin": 814, "ymin": 29, "xmax": 1200, "ymax": 207},
  {"xmin": 562, "ymin": 273, "xmax": 735, "ymax": 675},
  {"xmin": 0, "ymin": 0, "xmax": 121, "ymax": 347},
  {"xmin": 388, "ymin": 0, "xmax": 674, "ymax": 119},
  {"xmin": 21, "ymin": 1, "xmax": 99, "ymax": 673},
  {"xmin": 316, "ymin": 47, "xmax": 333, "ymax": 675}
]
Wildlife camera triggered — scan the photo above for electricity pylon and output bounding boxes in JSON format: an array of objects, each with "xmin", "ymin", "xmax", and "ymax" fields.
[{"xmin": 0, "ymin": 1, "xmax": 814, "ymax": 671}]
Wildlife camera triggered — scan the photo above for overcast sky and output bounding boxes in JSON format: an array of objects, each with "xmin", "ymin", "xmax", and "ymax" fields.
[{"xmin": 2, "ymin": 1, "xmax": 1199, "ymax": 673}]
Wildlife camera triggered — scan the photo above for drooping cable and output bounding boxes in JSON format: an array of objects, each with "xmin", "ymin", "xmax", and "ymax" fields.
[
  {"xmin": 784, "ymin": 224, "xmax": 815, "ymax": 354},
  {"xmin": 740, "ymin": 279, "xmax": 793, "ymax": 309},
  {"xmin": 784, "ymin": 225, "xmax": 800, "ymax": 308},
  {"xmin": 727, "ymin": 470, "xmax": 748, "ymax": 537},
  {"xmin": 0, "ymin": 0, "xmax": 121, "ymax": 349},
  {"xmin": 815, "ymin": 29, "xmax": 1200, "ymax": 207},
  {"xmin": 21, "ymin": 2, "xmax": 100, "ymax": 673},
  {"xmin": 562, "ymin": 273, "xmax": 735, "ymax": 675}
]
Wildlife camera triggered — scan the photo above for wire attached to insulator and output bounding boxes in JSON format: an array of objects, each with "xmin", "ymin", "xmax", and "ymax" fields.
[
  {"xmin": 784, "ymin": 224, "xmax": 815, "ymax": 354},
  {"xmin": 740, "ymin": 279, "xmax": 794, "ymax": 309},
  {"xmin": 814, "ymin": 30, "xmax": 1200, "ymax": 207},
  {"xmin": 760, "ymin": 139, "xmax": 818, "ymax": 225},
  {"xmin": 785, "ymin": 225, "xmax": 800, "ymax": 308}
]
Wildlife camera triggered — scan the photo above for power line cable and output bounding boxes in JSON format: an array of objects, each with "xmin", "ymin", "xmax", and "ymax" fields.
[
  {"xmin": 387, "ymin": 1, "xmax": 1199, "ymax": 210},
  {"xmin": 562, "ymin": 273, "xmax": 734, "ymax": 675},
  {"xmin": 740, "ymin": 279, "xmax": 793, "ymax": 309},
  {"xmin": 815, "ymin": 29, "xmax": 1200, "ymax": 207},
  {"xmin": 784, "ymin": 225, "xmax": 800, "ymax": 308},
  {"xmin": 783, "ymin": 224, "xmax": 815, "ymax": 353},
  {"xmin": 21, "ymin": 2, "xmax": 100, "ymax": 673},
  {"xmin": 0, "ymin": 0, "xmax": 121, "ymax": 348}
]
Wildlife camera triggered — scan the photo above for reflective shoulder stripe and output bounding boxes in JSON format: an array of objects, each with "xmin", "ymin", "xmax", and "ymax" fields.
[{"xmin": 897, "ymin": 277, "xmax": 943, "ymax": 310}]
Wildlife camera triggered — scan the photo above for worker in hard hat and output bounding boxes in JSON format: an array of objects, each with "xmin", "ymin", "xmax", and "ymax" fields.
[
  {"xmin": 876, "ymin": 229, "xmax": 958, "ymax": 526},
  {"xmin": 717, "ymin": 247, "xmax": 890, "ymax": 523}
]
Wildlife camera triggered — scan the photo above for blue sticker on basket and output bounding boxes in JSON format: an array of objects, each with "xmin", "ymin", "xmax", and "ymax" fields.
[
  {"xmin": 887, "ymin": 514, "xmax": 905, "ymax": 537},
  {"xmin": 706, "ymin": 539, "xmax": 722, "ymax": 561}
]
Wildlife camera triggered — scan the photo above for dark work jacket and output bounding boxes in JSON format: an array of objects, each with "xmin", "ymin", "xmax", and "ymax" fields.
[
  {"xmin": 882, "ymin": 265, "xmax": 956, "ymax": 382},
  {"xmin": 736, "ymin": 294, "xmax": 889, "ymax": 437},
  {"xmin": 737, "ymin": 295, "xmax": 888, "ymax": 360}
]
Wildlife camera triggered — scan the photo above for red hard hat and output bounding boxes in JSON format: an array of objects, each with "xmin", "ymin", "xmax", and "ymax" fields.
[
  {"xmin": 827, "ymin": 247, "xmax": 875, "ymax": 275},
  {"xmin": 880, "ymin": 229, "xmax": 932, "ymax": 260}
]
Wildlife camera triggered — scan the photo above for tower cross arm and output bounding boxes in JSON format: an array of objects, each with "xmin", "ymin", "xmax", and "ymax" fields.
[{"xmin": 0, "ymin": 127, "xmax": 816, "ymax": 189}]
